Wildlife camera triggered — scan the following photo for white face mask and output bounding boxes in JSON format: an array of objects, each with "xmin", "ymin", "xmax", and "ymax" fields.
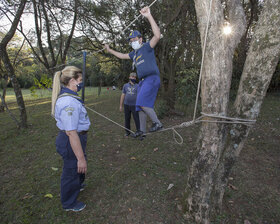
[{"xmin": 131, "ymin": 40, "xmax": 141, "ymax": 50}]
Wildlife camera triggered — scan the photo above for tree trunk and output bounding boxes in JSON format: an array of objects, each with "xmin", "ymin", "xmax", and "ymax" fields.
[
  {"xmin": 182, "ymin": 0, "xmax": 246, "ymax": 223},
  {"xmin": 0, "ymin": 0, "xmax": 27, "ymax": 128},
  {"xmin": 0, "ymin": 76, "xmax": 8, "ymax": 112},
  {"xmin": 211, "ymin": 0, "xmax": 280, "ymax": 215}
]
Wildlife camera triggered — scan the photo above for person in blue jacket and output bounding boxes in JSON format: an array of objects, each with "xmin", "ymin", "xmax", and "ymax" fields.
[
  {"xmin": 51, "ymin": 66, "xmax": 90, "ymax": 212},
  {"xmin": 105, "ymin": 6, "xmax": 162, "ymax": 140},
  {"xmin": 120, "ymin": 72, "xmax": 140, "ymax": 136}
]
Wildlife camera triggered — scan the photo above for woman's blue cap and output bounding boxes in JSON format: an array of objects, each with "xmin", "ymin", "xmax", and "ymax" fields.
[{"xmin": 128, "ymin": 30, "xmax": 141, "ymax": 40}]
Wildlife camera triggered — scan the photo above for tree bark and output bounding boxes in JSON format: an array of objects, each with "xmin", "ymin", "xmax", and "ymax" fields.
[
  {"xmin": 182, "ymin": 0, "xmax": 279, "ymax": 222},
  {"xmin": 0, "ymin": 0, "xmax": 27, "ymax": 128},
  {"xmin": 212, "ymin": 0, "xmax": 280, "ymax": 215},
  {"xmin": 182, "ymin": 0, "xmax": 246, "ymax": 222}
]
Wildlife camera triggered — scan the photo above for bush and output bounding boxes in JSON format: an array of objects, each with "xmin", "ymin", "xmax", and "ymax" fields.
[
  {"xmin": 175, "ymin": 68, "xmax": 199, "ymax": 106},
  {"xmin": 155, "ymin": 99, "xmax": 170, "ymax": 119}
]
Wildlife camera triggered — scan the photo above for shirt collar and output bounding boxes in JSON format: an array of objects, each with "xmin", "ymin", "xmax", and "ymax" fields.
[{"xmin": 60, "ymin": 86, "xmax": 78, "ymax": 96}]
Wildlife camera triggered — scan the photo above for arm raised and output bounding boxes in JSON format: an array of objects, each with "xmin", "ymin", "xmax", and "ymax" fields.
[{"xmin": 104, "ymin": 44, "xmax": 130, "ymax": 59}]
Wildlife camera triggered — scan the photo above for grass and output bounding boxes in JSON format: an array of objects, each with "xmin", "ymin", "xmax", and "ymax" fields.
[
  {"xmin": 4, "ymin": 87, "xmax": 110, "ymax": 103},
  {"xmin": 0, "ymin": 89, "xmax": 279, "ymax": 223}
]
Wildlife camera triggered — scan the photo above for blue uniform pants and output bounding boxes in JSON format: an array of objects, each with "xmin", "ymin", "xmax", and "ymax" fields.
[
  {"xmin": 124, "ymin": 104, "xmax": 140, "ymax": 134},
  {"xmin": 55, "ymin": 131, "xmax": 87, "ymax": 209}
]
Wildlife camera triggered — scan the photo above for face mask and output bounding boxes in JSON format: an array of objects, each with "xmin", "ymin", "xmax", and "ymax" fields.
[
  {"xmin": 76, "ymin": 82, "xmax": 84, "ymax": 92},
  {"xmin": 131, "ymin": 40, "xmax": 141, "ymax": 50},
  {"xmin": 130, "ymin": 79, "xmax": 137, "ymax": 84}
]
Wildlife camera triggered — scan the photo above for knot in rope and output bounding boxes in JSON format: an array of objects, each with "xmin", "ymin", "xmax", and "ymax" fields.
[{"xmin": 179, "ymin": 120, "xmax": 195, "ymax": 128}]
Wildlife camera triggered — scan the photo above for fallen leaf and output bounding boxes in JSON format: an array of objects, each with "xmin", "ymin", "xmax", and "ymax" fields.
[
  {"xmin": 22, "ymin": 193, "xmax": 33, "ymax": 200},
  {"xmin": 228, "ymin": 177, "xmax": 234, "ymax": 181},
  {"xmin": 44, "ymin": 194, "xmax": 53, "ymax": 199},
  {"xmin": 128, "ymin": 208, "xmax": 132, "ymax": 212},
  {"xmin": 130, "ymin": 157, "xmax": 136, "ymax": 160},
  {"xmin": 102, "ymin": 144, "xmax": 105, "ymax": 147},
  {"xmin": 167, "ymin": 184, "xmax": 174, "ymax": 190},
  {"xmin": 142, "ymin": 173, "xmax": 146, "ymax": 177},
  {"xmin": 244, "ymin": 220, "xmax": 251, "ymax": 224},
  {"xmin": 153, "ymin": 147, "xmax": 159, "ymax": 152},
  {"xmin": 229, "ymin": 200, "xmax": 234, "ymax": 204},
  {"xmin": 51, "ymin": 167, "xmax": 58, "ymax": 171}
]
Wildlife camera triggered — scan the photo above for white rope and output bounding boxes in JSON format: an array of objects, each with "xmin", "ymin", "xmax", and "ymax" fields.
[
  {"xmin": 48, "ymin": 0, "xmax": 159, "ymax": 70},
  {"xmin": 82, "ymin": 0, "xmax": 254, "ymax": 145},
  {"xmin": 193, "ymin": 0, "xmax": 214, "ymax": 121},
  {"xmin": 93, "ymin": 0, "xmax": 159, "ymax": 55},
  {"xmin": 85, "ymin": 106, "xmax": 135, "ymax": 135}
]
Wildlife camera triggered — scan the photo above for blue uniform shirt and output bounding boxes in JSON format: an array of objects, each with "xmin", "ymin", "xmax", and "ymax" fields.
[
  {"xmin": 122, "ymin": 82, "xmax": 138, "ymax": 105},
  {"xmin": 129, "ymin": 42, "xmax": 160, "ymax": 79},
  {"xmin": 55, "ymin": 87, "xmax": 91, "ymax": 132}
]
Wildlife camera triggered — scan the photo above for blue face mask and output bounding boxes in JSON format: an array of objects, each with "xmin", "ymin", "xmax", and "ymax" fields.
[
  {"xmin": 76, "ymin": 82, "xmax": 84, "ymax": 92},
  {"xmin": 130, "ymin": 79, "xmax": 137, "ymax": 84}
]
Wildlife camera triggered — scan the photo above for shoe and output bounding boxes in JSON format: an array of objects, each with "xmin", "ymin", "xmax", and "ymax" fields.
[
  {"xmin": 131, "ymin": 130, "xmax": 143, "ymax": 138},
  {"xmin": 80, "ymin": 183, "xmax": 86, "ymax": 192},
  {"xmin": 149, "ymin": 122, "xmax": 163, "ymax": 132},
  {"xmin": 64, "ymin": 201, "xmax": 86, "ymax": 212},
  {"xmin": 139, "ymin": 134, "xmax": 146, "ymax": 141}
]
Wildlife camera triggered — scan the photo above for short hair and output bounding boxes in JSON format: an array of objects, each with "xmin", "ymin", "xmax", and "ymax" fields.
[{"xmin": 129, "ymin": 72, "xmax": 137, "ymax": 77}]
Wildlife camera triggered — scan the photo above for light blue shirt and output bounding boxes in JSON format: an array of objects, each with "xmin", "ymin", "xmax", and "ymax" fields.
[{"xmin": 55, "ymin": 95, "xmax": 91, "ymax": 132}]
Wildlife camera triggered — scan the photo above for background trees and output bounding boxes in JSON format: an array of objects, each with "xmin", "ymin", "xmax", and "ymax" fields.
[{"xmin": 0, "ymin": 0, "xmax": 279, "ymax": 221}]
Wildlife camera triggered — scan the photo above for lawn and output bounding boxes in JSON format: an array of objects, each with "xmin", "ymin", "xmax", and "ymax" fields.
[{"xmin": 0, "ymin": 88, "xmax": 279, "ymax": 224}]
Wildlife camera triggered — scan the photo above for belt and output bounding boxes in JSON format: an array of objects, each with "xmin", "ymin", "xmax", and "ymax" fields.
[
  {"xmin": 61, "ymin": 130, "xmax": 88, "ymax": 135},
  {"xmin": 78, "ymin": 130, "xmax": 88, "ymax": 135}
]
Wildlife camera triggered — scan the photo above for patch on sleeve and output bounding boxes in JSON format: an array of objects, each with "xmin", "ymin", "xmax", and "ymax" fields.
[{"xmin": 65, "ymin": 107, "xmax": 74, "ymax": 116}]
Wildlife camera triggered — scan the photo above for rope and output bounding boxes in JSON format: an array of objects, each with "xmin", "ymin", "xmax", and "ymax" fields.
[
  {"xmin": 91, "ymin": 0, "xmax": 159, "ymax": 54},
  {"xmin": 85, "ymin": 105, "xmax": 135, "ymax": 135},
  {"xmin": 48, "ymin": 0, "xmax": 159, "ymax": 70},
  {"xmin": 193, "ymin": 0, "xmax": 213, "ymax": 121},
  {"xmin": 82, "ymin": 0, "xmax": 254, "ymax": 145}
]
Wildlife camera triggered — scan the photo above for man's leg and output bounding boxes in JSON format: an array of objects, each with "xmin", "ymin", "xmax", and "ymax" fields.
[
  {"xmin": 141, "ymin": 107, "xmax": 161, "ymax": 124},
  {"xmin": 131, "ymin": 105, "xmax": 140, "ymax": 131},
  {"xmin": 124, "ymin": 104, "xmax": 131, "ymax": 136},
  {"xmin": 138, "ymin": 110, "xmax": 147, "ymax": 133}
]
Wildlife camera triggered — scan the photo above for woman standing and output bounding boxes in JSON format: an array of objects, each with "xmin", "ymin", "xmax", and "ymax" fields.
[{"xmin": 51, "ymin": 66, "xmax": 90, "ymax": 212}]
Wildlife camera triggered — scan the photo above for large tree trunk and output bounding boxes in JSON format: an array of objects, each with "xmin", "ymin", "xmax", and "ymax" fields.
[
  {"xmin": 211, "ymin": 0, "xmax": 280, "ymax": 215},
  {"xmin": 182, "ymin": 0, "xmax": 280, "ymax": 223},
  {"xmin": 0, "ymin": 0, "xmax": 27, "ymax": 128}
]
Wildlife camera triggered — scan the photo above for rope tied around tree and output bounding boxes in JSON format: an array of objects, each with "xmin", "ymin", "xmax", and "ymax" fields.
[{"xmin": 83, "ymin": 0, "xmax": 256, "ymax": 145}]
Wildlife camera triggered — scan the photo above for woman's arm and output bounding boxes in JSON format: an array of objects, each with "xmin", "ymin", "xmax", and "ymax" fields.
[{"xmin": 66, "ymin": 130, "xmax": 87, "ymax": 173}]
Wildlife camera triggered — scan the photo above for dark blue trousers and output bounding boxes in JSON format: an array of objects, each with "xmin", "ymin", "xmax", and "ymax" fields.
[
  {"xmin": 124, "ymin": 104, "xmax": 140, "ymax": 134},
  {"xmin": 55, "ymin": 131, "xmax": 87, "ymax": 209}
]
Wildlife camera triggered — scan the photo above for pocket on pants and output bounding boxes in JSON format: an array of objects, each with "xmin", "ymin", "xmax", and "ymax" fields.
[{"xmin": 56, "ymin": 132, "xmax": 69, "ymax": 158}]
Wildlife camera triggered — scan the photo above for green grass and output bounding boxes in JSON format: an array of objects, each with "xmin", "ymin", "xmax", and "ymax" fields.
[
  {"xmin": 0, "ymin": 89, "xmax": 279, "ymax": 223},
  {"xmin": 4, "ymin": 87, "xmax": 110, "ymax": 103}
]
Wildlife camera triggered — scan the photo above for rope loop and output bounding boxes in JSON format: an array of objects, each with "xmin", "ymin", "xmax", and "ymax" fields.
[{"xmin": 172, "ymin": 128, "xmax": 184, "ymax": 145}]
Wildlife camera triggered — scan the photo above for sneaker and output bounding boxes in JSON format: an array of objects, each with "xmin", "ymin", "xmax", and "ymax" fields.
[
  {"xmin": 80, "ymin": 183, "xmax": 86, "ymax": 192},
  {"xmin": 64, "ymin": 201, "xmax": 86, "ymax": 212},
  {"xmin": 149, "ymin": 122, "xmax": 163, "ymax": 132},
  {"xmin": 131, "ymin": 130, "xmax": 143, "ymax": 138},
  {"xmin": 139, "ymin": 134, "xmax": 146, "ymax": 141}
]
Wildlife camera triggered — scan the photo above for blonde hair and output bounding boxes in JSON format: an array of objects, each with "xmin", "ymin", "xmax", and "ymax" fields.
[{"xmin": 51, "ymin": 66, "xmax": 82, "ymax": 116}]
